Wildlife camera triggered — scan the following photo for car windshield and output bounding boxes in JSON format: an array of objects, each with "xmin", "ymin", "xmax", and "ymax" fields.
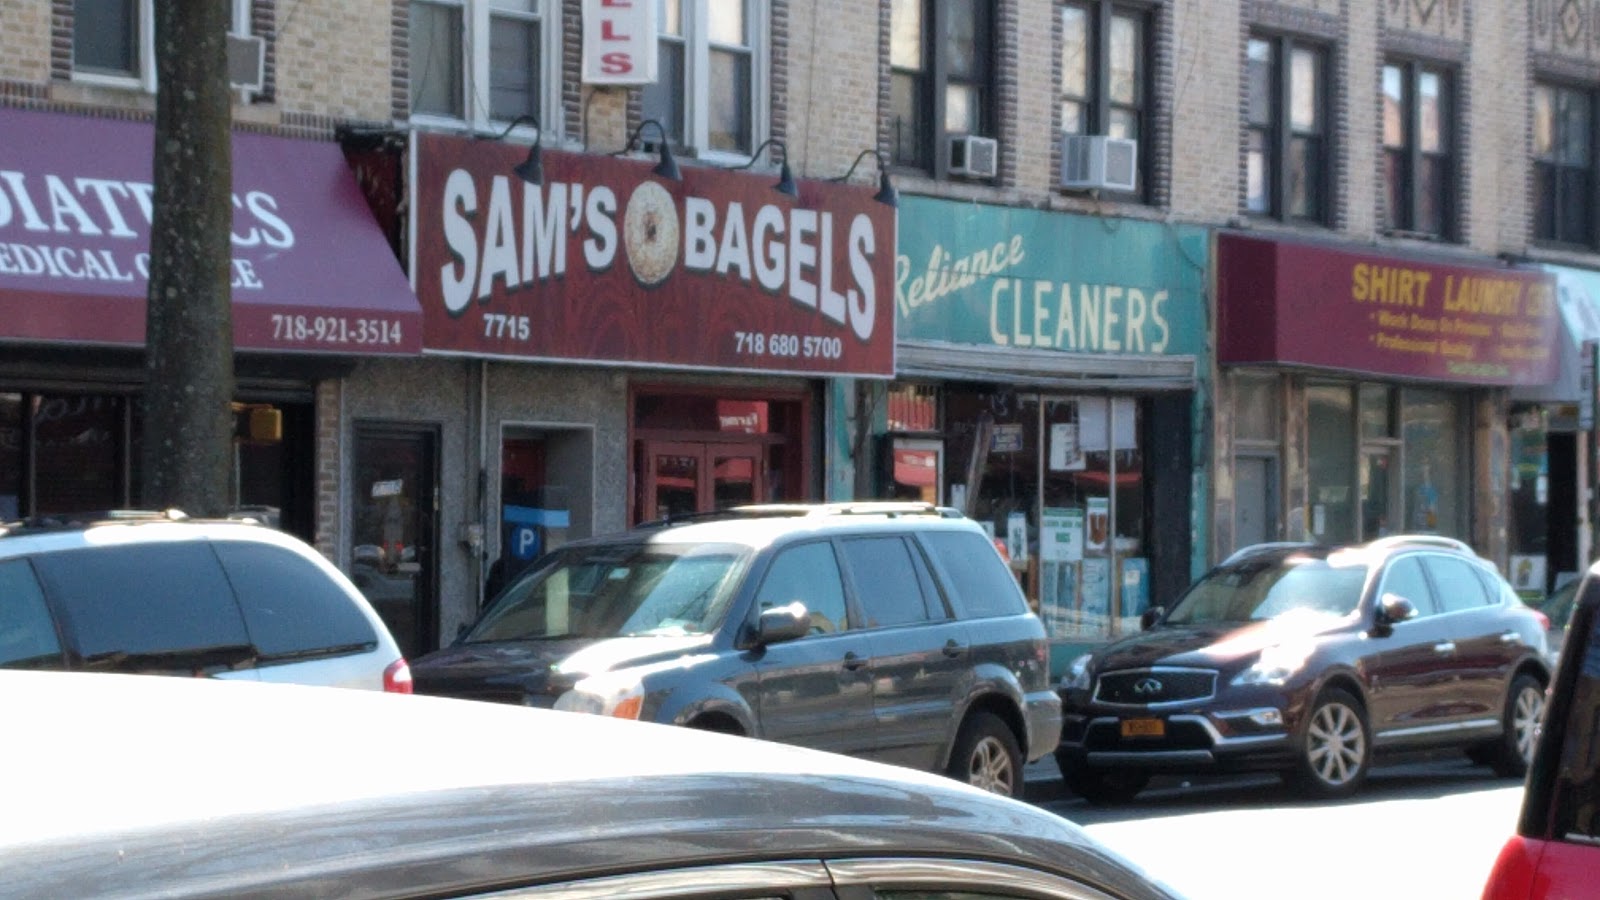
[
  {"xmin": 465, "ymin": 542, "xmax": 751, "ymax": 642},
  {"xmin": 1165, "ymin": 553, "xmax": 1370, "ymax": 626}
]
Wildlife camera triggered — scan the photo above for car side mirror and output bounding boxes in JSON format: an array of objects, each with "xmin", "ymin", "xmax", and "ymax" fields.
[
  {"xmin": 754, "ymin": 602, "xmax": 811, "ymax": 647},
  {"xmin": 1378, "ymin": 592, "xmax": 1418, "ymax": 625},
  {"xmin": 1139, "ymin": 606, "xmax": 1165, "ymax": 631}
]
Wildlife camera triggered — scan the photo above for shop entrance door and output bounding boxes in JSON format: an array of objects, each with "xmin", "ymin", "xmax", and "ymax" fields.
[
  {"xmin": 350, "ymin": 424, "xmax": 439, "ymax": 658},
  {"xmin": 1360, "ymin": 446, "xmax": 1400, "ymax": 539},
  {"xmin": 1234, "ymin": 455, "xmax": 1277, "ymax": 547},
  {"xmin": 642, "ymin": 441, "xmax": 764, "ymax": 521}
]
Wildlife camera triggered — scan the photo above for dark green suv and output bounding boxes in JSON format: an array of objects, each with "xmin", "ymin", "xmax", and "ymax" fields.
[{"xmin": 411, "ymin": 502, "xmax": 1062, "ymax": 798}]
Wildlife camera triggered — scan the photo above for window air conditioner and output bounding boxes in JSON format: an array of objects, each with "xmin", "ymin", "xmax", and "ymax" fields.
[
  {"xmin": 227, "ymin": 33, "xmax": 267, "ymax": 92},
  {"xmin": 947, "ymin": 134, "xmax": 999, "ymax": 178},
  {"xmin": 1059, "ymin": 134, "xmax": 1138, "ymax": 193}
]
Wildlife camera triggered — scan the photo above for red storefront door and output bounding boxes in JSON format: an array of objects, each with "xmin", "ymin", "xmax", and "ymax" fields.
[{"xmin": 641, "ymin": 441, "xmax": 765, "ymax": 522}]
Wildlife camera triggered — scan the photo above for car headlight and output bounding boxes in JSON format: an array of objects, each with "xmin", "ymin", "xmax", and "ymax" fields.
[
  {"xmin": 1230, "ymin": 642, "xmax": 1314, "ymax": 687},
  {"xmin": 1062, "ymin": 652, "xmax": 1094, "ymax": 692},
  {"xmin": 553, "ymin": 670, "xmax": 645, "ymax": 720}
]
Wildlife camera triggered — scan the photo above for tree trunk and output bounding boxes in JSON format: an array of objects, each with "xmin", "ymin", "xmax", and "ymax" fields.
[{"xmin": 141, "ymin": 0, "xmax": 235, "ymax": 516}]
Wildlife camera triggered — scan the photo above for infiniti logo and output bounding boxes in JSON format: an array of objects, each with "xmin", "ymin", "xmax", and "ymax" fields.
[{"xmin": 1132, "ymin": 677, "xmax": 1164, "ymax": 696}]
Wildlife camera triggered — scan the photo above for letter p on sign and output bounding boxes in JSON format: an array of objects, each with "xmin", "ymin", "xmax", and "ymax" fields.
[{"xmin": 581, "ymin": 0, "xmax": 658, "ymax": 85}]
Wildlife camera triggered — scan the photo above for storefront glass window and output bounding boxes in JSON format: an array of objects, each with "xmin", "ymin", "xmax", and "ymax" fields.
[
  {"xmin": 942, "ymin": 387, "xmax": 1148, "ymax": 641},
  {"xmin": 1402, "ymin": 388, "xmax": 1466, "ymax": 536},
  {"xmin": 1307, "ymin": 383, "xmax": 1356, "ymax": 543},
  {"xmin": 1360, "ymin": 384, "xmax": 1394, "ymax": 438},
  {"xmin": 33, "ymin": 395, "xmax": 123, "ymax": 515},
  {"xmin": 1233, "ymin": 375, "xmax": 1278, "ymax": 442},
  {"xmin": 0, "ymin": 394, "xmax": 19, "ymax": 521}
]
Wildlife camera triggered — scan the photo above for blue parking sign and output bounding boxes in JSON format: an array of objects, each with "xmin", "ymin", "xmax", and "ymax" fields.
[{"xmin": 510, "ymin": 524, "xmax": 541, "ymax": 561}]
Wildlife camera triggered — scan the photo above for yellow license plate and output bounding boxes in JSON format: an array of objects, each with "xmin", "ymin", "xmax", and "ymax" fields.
[{"xmin": 1120, "ymin": 718, "xmax": 1165, "ymax": 738}]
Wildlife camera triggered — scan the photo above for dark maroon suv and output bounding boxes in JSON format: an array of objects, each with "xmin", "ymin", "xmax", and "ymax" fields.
[{"xmin": 1055, "ymin": 535, "xmax": 1552, "ymax": 803}]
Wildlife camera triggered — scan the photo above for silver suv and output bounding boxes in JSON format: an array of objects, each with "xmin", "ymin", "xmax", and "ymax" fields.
[
  {"xmin": 412, "ymin": 502, "xmax": 1062, "ymax": 798},
  {"xmin": 0, "ymin": 511, "xmax": 411, "ymax": 691}
]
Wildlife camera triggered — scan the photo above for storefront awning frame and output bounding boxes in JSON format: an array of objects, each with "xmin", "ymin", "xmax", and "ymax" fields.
[{"xmin": 895, "ymin": 339, "xmax": 1196, "ymax": 392}]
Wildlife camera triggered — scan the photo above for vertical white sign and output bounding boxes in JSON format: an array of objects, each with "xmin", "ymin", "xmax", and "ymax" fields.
[{"xmin": 582, "ymin": 0, "xmax": 658, "ymax": 85}]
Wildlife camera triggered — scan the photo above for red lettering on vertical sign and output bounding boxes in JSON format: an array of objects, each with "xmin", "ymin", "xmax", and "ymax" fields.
[{"xmin": 600, "ymin": 52, "xmax": 635, "ymax": 75}]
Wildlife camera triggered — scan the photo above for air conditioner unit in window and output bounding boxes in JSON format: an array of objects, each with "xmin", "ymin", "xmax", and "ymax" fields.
[
  {"xmin": 227, "ymin": 33, "xmax": 266, "ymax": 92},
  {"xmin": 1059, "ymin": 134, "xmax": 1138, "ymax": 193},
  {"xmin": 947, "ymin": 134, "xmax": 999, "ymax": 179}
]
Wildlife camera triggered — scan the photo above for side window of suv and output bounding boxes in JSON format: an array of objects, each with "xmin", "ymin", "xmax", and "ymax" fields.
[
  {"xmin": 31, "ymin": 543, "xmax": 252, "ymax": 670},
  {"xmin": 1422, "ymin": 556, "xmax": 1493, "ymax": 614},
  {"xmin": 0, "ymin": 559, "xmax": 65, "ymax": 669},
  {"xmin": 1379, "ymin": 556, "xmax": 1437, "ymax": 618},
  {"xmin": 838, "ymin": 536, "xmax": 934, "ymax": 629},
  {"xmin": 753, "ymin": 542, "xmax": 849, "ymax": 634},
  {"xmin": 920, "ymin": 530, "xmax": 1029, "ymax": 619},
  {"xmin": 212, "ymin": 541, "xmax": 379, "ymax": 662}
]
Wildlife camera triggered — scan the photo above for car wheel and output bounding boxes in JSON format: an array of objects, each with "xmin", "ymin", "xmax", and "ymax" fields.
[
  {"xmin": 1487, "ymin": 673, "xmax": 1545, "ymax": 779},
  {"xmin": 948, "ymin": 712, "xmax": 1022, "ymax": 798},
  {"xmin": 1286, "ymin": 688, "xmax": 1370, "ymax": 799},
  {"xmin": 1061, "ymin": 767, "xmax": 1150, "ymax": 805}
]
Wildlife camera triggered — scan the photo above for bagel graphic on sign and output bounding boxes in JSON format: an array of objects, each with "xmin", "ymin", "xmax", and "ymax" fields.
[{"xmin": 622, "ymin": 180, "xmax": 679, "ymax": 287}]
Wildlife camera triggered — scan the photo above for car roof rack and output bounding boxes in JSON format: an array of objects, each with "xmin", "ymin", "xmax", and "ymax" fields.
[
  {"xmin": 634, "ymin": 501, "xmax": 965, "ymax": 530},
  {"xmin": 0, "ymin": 508, "xmax": 194, "ymax": 538},
  {"xmin": 1220, "ymin": 541, "xmax": 1321, "ymax": 566},
  {"xmin": 1363, "ymin": 534, "xmax": 1477, "ymax": 555}
]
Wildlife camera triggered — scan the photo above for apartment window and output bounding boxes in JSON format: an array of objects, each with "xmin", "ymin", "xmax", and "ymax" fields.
[
  {"xmin": 409, "ymin": 0, "xmax": 555, "ymax": 127},
  {"xmin": 1246, "ymin": 34, "xmax": 1329, "ymax": 223},
  {"xmin": 1383, "ymin": 61, "xmax": 1454, "ymax": 238},
  {"xmin": 890, "ymin": 0, "xmax": 996, "ymax": 176},
  {"xmin": 1533, "ymin": 82, "xmax": 1596, "ymax": 248},
  {"xmin": 72, "ymin": 0, "xmax": 158, "ymax": 87},
  {"xmin": 642, "ymin": 0, "xmax": 764, "ymax": 158},
  {"xmin": 1059, "ymin": 1, "xmax": 1150, "ymax": 197}
]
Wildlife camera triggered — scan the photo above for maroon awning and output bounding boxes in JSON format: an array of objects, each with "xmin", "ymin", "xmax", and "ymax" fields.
[{"xmin": 0, "ymin": 107, "xmax": 420, "ymax": 355}]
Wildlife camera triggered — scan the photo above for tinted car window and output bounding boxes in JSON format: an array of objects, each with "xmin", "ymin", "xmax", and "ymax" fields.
[
  {"xmin": 840, "ymin": 536, "xmax": 931, "ymax": 628},
  {"xmin": 0, "ymin": 559, "xmax": 64, "ymax": 669},
  {"xmin": 31, "ymin": 543, "xmax": 252, "ymax": 668},
  {"xmin": 1380, "ymin": 556, "xmax": 1436, "ymax": 617},
  {"xmin": 1423, "ymin": 556, "xmax": 1493, "ymax": 614},
  {"xmin": 1548, "ymin": 600, "xmax": 1600, "ymax": 843},
  {"xmin": 921, "ymin": 531, "xmax": 1028, "ymax": 619},
  {"xmin": 754, "ymin": 541, "xmax": 849, "ymax": 634},
  {"xmin": 213, "ymin": 541, "xmax": 378, "ymax": 661}
]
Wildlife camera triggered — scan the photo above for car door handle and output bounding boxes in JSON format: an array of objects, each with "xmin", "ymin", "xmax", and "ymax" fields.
[
  {"xmin": 1433, "ymin": 641, "xmax": 1457, "ymax": 655},
  {"xmin": 842, "ymin": 652, "xmax": 869, "ymax": 672},
  {"xmin": 1498, "ymin": 631, "xmax": 1520, "ymax": 644},
  {"xmin": 942, "ymin": 640, "xmax": 966, "ymax": 659}
]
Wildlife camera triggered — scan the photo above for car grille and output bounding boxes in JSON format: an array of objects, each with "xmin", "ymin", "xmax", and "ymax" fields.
[{"xmin": 1094, "ymin": 668, "xmax": 1217, "ymax": 705}]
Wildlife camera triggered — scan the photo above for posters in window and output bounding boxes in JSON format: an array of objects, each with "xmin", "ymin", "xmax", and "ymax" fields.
[
  {"xmin": 1006, "ymin": 511, "xmax": 1028, "ymax": 562},
  {"xmin": 1085, "ymin": 496, "xmax": 1110, "ymax": 553},
  {"xmin": 1050, "ymin": 422, "xmax": 1085, "ymax": 471},
  {"xmin": 1081, "ymin": 557, "xmax": 1111, "ymax": 621},
  {"xmin": 1040, "ymin": 507, "xmax": 1084, "ymax": 562}
]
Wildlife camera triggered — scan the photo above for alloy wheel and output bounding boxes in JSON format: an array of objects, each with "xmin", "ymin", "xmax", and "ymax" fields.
[
  {"xmin": 967, "ymin": 736, "xmax": 1016, "ymax": 796},
  {"xmin": 1512, "ymin": 684, "xmax": 1545, "ymax": 764},
  {"xmin": 1306, "ymin": 701, "xmax": 1366, "ymax": 787}
]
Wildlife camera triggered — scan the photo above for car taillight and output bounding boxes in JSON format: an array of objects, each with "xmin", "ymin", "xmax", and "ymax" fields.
[
  {"xmin": 1532, "ymin": 610, "xmax": 1551, "ymax": 632},
  {"xmin": 383, "ymin": 658, "xmax": 413, "ymax": 694}
]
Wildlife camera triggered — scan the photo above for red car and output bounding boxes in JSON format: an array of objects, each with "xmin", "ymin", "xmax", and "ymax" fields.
[{"xmin": 1482, "ymin": 560, "xmax": 1600, "ymax": 899}]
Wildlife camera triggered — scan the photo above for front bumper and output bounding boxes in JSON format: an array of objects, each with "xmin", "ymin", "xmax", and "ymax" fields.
[
  {"xmin": 1023, "ymin": 689, "xmax": 1064, "ymax": 762},
  {"xmin": 1055, "ymin": 708, "xmax": 1295, "ymax": 773}
]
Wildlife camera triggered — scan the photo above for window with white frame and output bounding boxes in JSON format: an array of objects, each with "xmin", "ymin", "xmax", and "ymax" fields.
[
  {"xmin": 72, "ymin": 0, "xmax": 153, "ymax": 85},
  {"xmin": 408, "ymin": 0, "xmax": 558, "ymax": 128},
  {"xmin": 641, "ymin": 0, "xmax": 766, "ymax": 158}
]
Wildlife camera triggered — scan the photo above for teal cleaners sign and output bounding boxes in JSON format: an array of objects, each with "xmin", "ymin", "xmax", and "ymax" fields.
[{"xmin": 895, "ymin": 196, "xmax": 1207, "ymax": 357}]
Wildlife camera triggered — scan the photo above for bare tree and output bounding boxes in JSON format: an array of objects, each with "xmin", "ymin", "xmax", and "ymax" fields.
[{"xmin": 140, "ymin": 0, "xmax": 235, "ymax": 516}]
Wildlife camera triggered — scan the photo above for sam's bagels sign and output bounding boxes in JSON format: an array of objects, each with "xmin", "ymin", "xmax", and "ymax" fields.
[{"xmin": 411, "ymin": 132, "xmax": 896, "ymax": 377}]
